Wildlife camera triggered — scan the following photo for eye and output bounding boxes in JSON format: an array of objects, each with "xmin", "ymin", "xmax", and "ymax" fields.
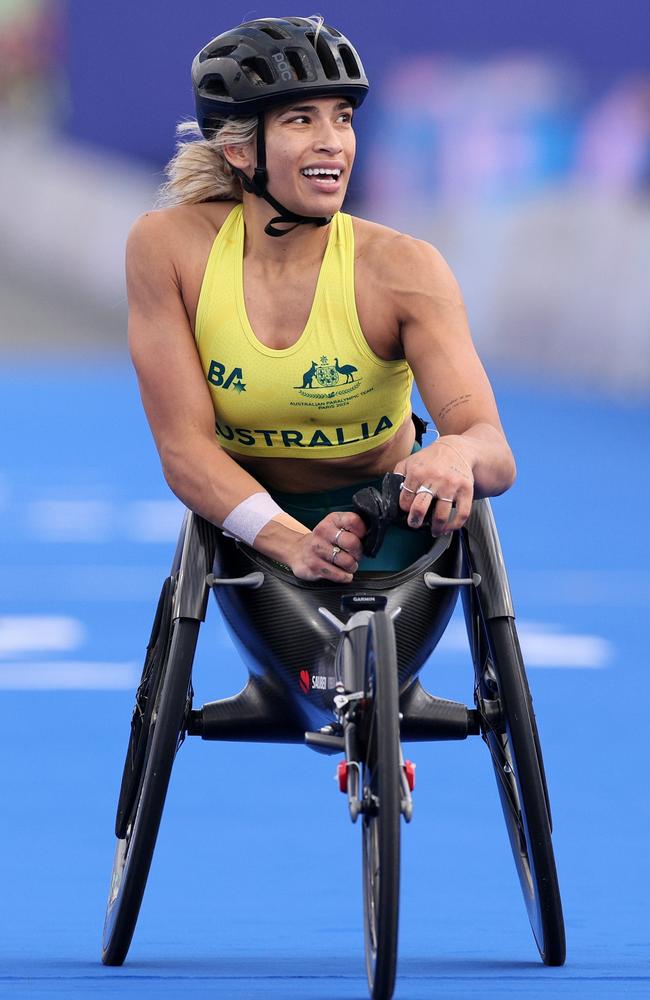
[{"xmin": 337, "ymin": 111, "xmax": 353, "ymax": 124}]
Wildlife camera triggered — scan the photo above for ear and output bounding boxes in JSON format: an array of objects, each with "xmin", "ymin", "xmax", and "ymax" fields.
[{"xmin": 223, "ymin": 143, "xmax": 254, "ymax": 171}]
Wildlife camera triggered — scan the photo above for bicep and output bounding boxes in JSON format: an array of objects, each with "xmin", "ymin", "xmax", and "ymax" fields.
[
  {"xmin": 126, "ymin": 217, "xmax": 217, "ymax": 457},
  {"xmin": 399, "ymin": 243, "xmax": 504, "ymax": 436}
]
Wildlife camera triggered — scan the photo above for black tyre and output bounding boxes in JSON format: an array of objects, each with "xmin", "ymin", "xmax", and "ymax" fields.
[
  {"xmin": 466, "ymin": 594, "xmax": 566, "ymax": 966},
  {"xmin": 360, "ymin": 612, "xmax": 401, "ymax": 1000},
  {"xmin": 114, "ymin": 578, "xmax": 174, "ymax": 840},
  {"xmin": 102, "ymin": 599, "xmax": 199, "ymax": 966}
]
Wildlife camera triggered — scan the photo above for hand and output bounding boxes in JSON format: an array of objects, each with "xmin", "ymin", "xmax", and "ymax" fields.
[
  {"xmin": 289, "ymin": 511, "xmax": 367, "ymax": 583},
  {"xmin": 394, "ymin": 438, "xmax": 474, "ymax": 535}
]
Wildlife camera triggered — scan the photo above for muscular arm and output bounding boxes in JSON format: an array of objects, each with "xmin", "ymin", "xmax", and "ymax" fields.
[
  {"xmin": 126, "ymin": 212, "xmax": 313, "ymax": 563},
  {"xmin": 391, "ymin": 235, "xmax": 516, "ymax": 498}
]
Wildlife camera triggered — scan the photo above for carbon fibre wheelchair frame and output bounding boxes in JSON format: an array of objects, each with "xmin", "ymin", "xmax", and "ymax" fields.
[{"xmin": 102, "ymin": 497, "xmax": 566, "ymax": 999}]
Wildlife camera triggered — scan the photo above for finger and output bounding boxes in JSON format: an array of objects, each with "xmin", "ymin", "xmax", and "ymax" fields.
[
  {"xmin": 436, "ymin": 487, "xmax": 475, "ymax": 534},
  {"xmin": 316, "ymin": 564, "xmax": 354, "ymax": 583},
  {"xmin": 398, "ymin": 478, "xmax": 419, "ymax": 512},
  {"xmin": 445, "ymin": 492, "xmax": 472, "ymax": 532},
  {"xmin": 430, "ymin": 497, "xmax": 455, "ymax": 535},
  {"xmin": 316, "ymin": 550, "xmax": 356, "ymax": 582},
  {"xmin": 319, "ymin": 538, "xmax": 359, "ymax": 573},
  {"xmin": 332, "ymin": 528, "xmax": 363, "ymax": 561},
  {"xmin": 407, "ymin": 488, "xmax": 434, "ymax": 527},
  {"xmin": 314, "ymin": 538, "xmax": 359, "ymax": 574},
  {"xmin": 315, "ymin": 511, "xmax": 366, "ymax": 539},
  {"xmin": 336, "ymin": 511, "xmax": 368, "ymax": 538},
  {"xmin": 303, "ymin": 549, "xmax": 354, "ymax": 583},
  {"xmin": 332, "ymin": 548, "xmax": 359, "ymax": 573}
]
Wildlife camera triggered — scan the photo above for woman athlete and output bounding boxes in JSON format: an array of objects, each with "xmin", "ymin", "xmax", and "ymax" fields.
[{"xmin": 126, "ymin": 15, "xmax": 516, "ymax": 583}]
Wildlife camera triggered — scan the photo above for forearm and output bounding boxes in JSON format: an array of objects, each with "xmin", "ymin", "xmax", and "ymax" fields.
[
  {"xmin": 436, "ymin": 423, "xmax": 516, "ymax": 498},
  {"xmin": 160, "ymin": 434, "xmax": 309, "ymax": 562}
]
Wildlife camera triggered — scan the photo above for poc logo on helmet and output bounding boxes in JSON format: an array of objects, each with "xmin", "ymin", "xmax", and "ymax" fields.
[{"xmin": 272, "ymin": 51, "xmax": 294, "ymax": 82}]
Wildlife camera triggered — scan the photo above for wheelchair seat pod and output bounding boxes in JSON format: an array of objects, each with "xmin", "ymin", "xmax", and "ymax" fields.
[{"xmin": 199, "ymin": 527, "xmax": 464, "ymax": 739}]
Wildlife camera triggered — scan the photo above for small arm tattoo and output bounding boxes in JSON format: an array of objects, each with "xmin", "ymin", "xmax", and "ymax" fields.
[{"xmin": 437, "ymin": 394, "xmax": 472, "ymax": 422}]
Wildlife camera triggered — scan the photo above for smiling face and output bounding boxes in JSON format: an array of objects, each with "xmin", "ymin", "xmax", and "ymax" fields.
[{"xmin": 231, "ymin": 96, "xmax": 357, "ymax": 218}]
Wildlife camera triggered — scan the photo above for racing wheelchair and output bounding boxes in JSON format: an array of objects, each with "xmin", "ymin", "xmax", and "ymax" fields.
[{"xmin": 101, "ymin": 473, "xmax": 566, "ymax": 1000}]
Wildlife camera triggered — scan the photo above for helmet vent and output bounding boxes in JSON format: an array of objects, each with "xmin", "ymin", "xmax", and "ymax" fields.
[
  {"xmin": 205, "ymin": 44, "xmax": 238, "ymax": 60},
  {"xmin": 258, "ymin": 24, "xmax": 288, "ymax": 40},
  {"xmin": 338, "ymin": 45, "xmax": 361, "ymax": 80},
  {"xmin": 323, "ymin": 23, "xmax": 342, "ymax": 38},
  {"xmin": 285, "ymin": 48, "xmax": 311, "ymax": 81},
  {"xmin": 201, "ymin": 74, "xmax": 228, "ymax": 97},
  {"xmin": 241, "ymin": 56, "xmax": 275, "ymax": 85},
  {"xmin": 305, "ymin": 32, "xmax": 340, "ymax": 81}
]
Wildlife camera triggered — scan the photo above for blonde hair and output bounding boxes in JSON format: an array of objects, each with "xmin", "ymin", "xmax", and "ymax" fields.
[{"xmin": 157, "ymin": 116, "xmax": 257, "ymax": 207}]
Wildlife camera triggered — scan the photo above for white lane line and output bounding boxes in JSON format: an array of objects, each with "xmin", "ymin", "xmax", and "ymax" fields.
[
  {"xmin": 24, "ymin": 498, "xmax": 184, "ymax": 543},
  {"xmin": 517, "ymin": 622, "xmax": 611, "ymax": 668},
  {"xmin": 27, "ymin": 500, "xmax": 114, "ymax": 542},
  {"xmin": 0, "ymin": 661, "xmax": 139, "ymax": 690},
  {"xmin": 123, "ymin": 500, "xmax": 184, "ymax": 542},
  {"xmin": 0, "ymin": 616, "xmax": 84, "ymax": 657},
  {"xmin": 511, "ymin": 569, "xmax": 650, "ymax": 608},
  {"xmin": 438, "ymin": 620, "xmax": 612, "ymax": 669},
  {"xmin": 0, "ymin": 565, "xmax": 165, "ymax": 602}
]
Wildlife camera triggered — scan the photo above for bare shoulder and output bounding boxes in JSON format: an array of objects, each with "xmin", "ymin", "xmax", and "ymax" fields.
[
  {"xmin": 351, "ymin": 214, "xmax": 458, "ymax": 299},
  {"xmin": 128, "ymin": 200, "xmax": 237, "ymax": 255},
  {"xmin": 126, "ymin": 201, "xmax": 240, "ymax": 317}
]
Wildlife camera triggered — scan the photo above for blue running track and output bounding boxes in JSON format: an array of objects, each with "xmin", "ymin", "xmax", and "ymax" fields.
[{"xmin": 1, "ymin": 362, "xmax": 648, "ymax": 998}]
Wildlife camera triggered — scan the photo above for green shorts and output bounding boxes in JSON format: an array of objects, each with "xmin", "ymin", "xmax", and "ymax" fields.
[{"xmin": 266, "ymin": 447, "xmax": 432, "ymax": 572}]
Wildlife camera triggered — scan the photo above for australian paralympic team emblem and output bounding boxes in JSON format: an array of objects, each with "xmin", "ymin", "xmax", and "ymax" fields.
[
  {"xmin": 207, "ymin": 355, "xmax": 362, "ymax": 402},
  {"xmin": 295, "ymin": 355, "xmax": 359, "ymax": 391}
]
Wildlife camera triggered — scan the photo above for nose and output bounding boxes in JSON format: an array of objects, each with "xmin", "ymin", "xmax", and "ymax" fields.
[{"xmin": 313, "ymin": 118, "xmax": 343, "ymax": 154}]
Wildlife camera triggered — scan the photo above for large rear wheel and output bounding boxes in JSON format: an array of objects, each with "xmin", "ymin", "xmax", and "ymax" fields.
[
  {"xmin": 102, "ymin": 584, "xmax": 199, "ymax": 966},
  {"xmin": 360, "ymin": 611, "xmax": 401, "ymax": 1000}
]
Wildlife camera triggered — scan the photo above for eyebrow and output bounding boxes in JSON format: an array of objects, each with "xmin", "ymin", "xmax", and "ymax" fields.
[{"xmin": 278, "ymin": 101, "xmax": 354, "ymax": 115}]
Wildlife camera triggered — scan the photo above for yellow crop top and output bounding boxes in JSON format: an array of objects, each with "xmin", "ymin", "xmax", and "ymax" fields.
[{"xmin": 194, "ymin": 204, "xmax": 413, "ymax": 459}]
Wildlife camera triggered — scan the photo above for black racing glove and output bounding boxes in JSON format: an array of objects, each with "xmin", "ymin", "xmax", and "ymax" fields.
[{"xmin": 353, "ymin": 473, "xmax": 435, "ymax": 558}]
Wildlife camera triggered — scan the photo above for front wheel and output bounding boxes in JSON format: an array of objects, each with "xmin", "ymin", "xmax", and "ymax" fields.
[
  {"xmin": 102, "ymin": 609, "xmax": 199, "ymax": 966},
  {"xmin": 360, "ymin": 611, "xmax": 401, "ymax": 1000},
  {"xmin": 469, "ymin": 605, "xmax": 566, "ymax": 966}
]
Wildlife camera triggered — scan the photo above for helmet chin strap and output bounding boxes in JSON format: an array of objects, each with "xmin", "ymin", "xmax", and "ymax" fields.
[{"xmin": 232, "ymin": 114, "xmax": 332, "ymax": 238}]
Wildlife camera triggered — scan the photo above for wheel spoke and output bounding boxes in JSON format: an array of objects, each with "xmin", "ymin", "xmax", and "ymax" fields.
[{"xmin": 482, "ymin": 729, "xmax": 524, "ymax": 835}]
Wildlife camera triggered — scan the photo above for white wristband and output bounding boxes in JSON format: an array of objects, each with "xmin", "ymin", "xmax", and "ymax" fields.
[{"xmin": 222, "ymin": 492, "xmax": 285, "ymax": 547}]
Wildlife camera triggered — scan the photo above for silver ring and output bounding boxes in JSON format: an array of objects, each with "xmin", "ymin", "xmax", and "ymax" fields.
[
  {"xmin": 399, "ymin": 483, "xmax": 417, "ymax": 495},
  {"xmin": 331, "ymin": 545, "xmax": 341, "ymax": 564},
  {"xmin": 416, "ymin": 485, "xmax": 435, "ymax": 497},
  {"xmin": 334, "ymin": 527, "xmax": 344, "ymax": 545},
  {"xmin": 437, "ymin": 496, "xmax": 454, "ymax": 504}
]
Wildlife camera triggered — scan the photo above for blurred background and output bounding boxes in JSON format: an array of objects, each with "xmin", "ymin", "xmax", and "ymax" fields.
[
  {"xmin": 2, "ymin": 3, "xmax": 649, "ymax": 997},
  {"xmin": 2, "ymin": 0, "xmax": 650, "ymax": 391}
]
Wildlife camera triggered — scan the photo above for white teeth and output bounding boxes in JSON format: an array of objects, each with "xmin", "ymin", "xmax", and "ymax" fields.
[{"xmin": 301, "ymin": 167, "xmax": 341, "ymax": 177}]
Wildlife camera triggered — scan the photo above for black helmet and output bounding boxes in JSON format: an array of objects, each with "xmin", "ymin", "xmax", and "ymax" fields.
[{"xmin": 193, "ymin": 16, "xmax": 369, "ymax": 137}]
